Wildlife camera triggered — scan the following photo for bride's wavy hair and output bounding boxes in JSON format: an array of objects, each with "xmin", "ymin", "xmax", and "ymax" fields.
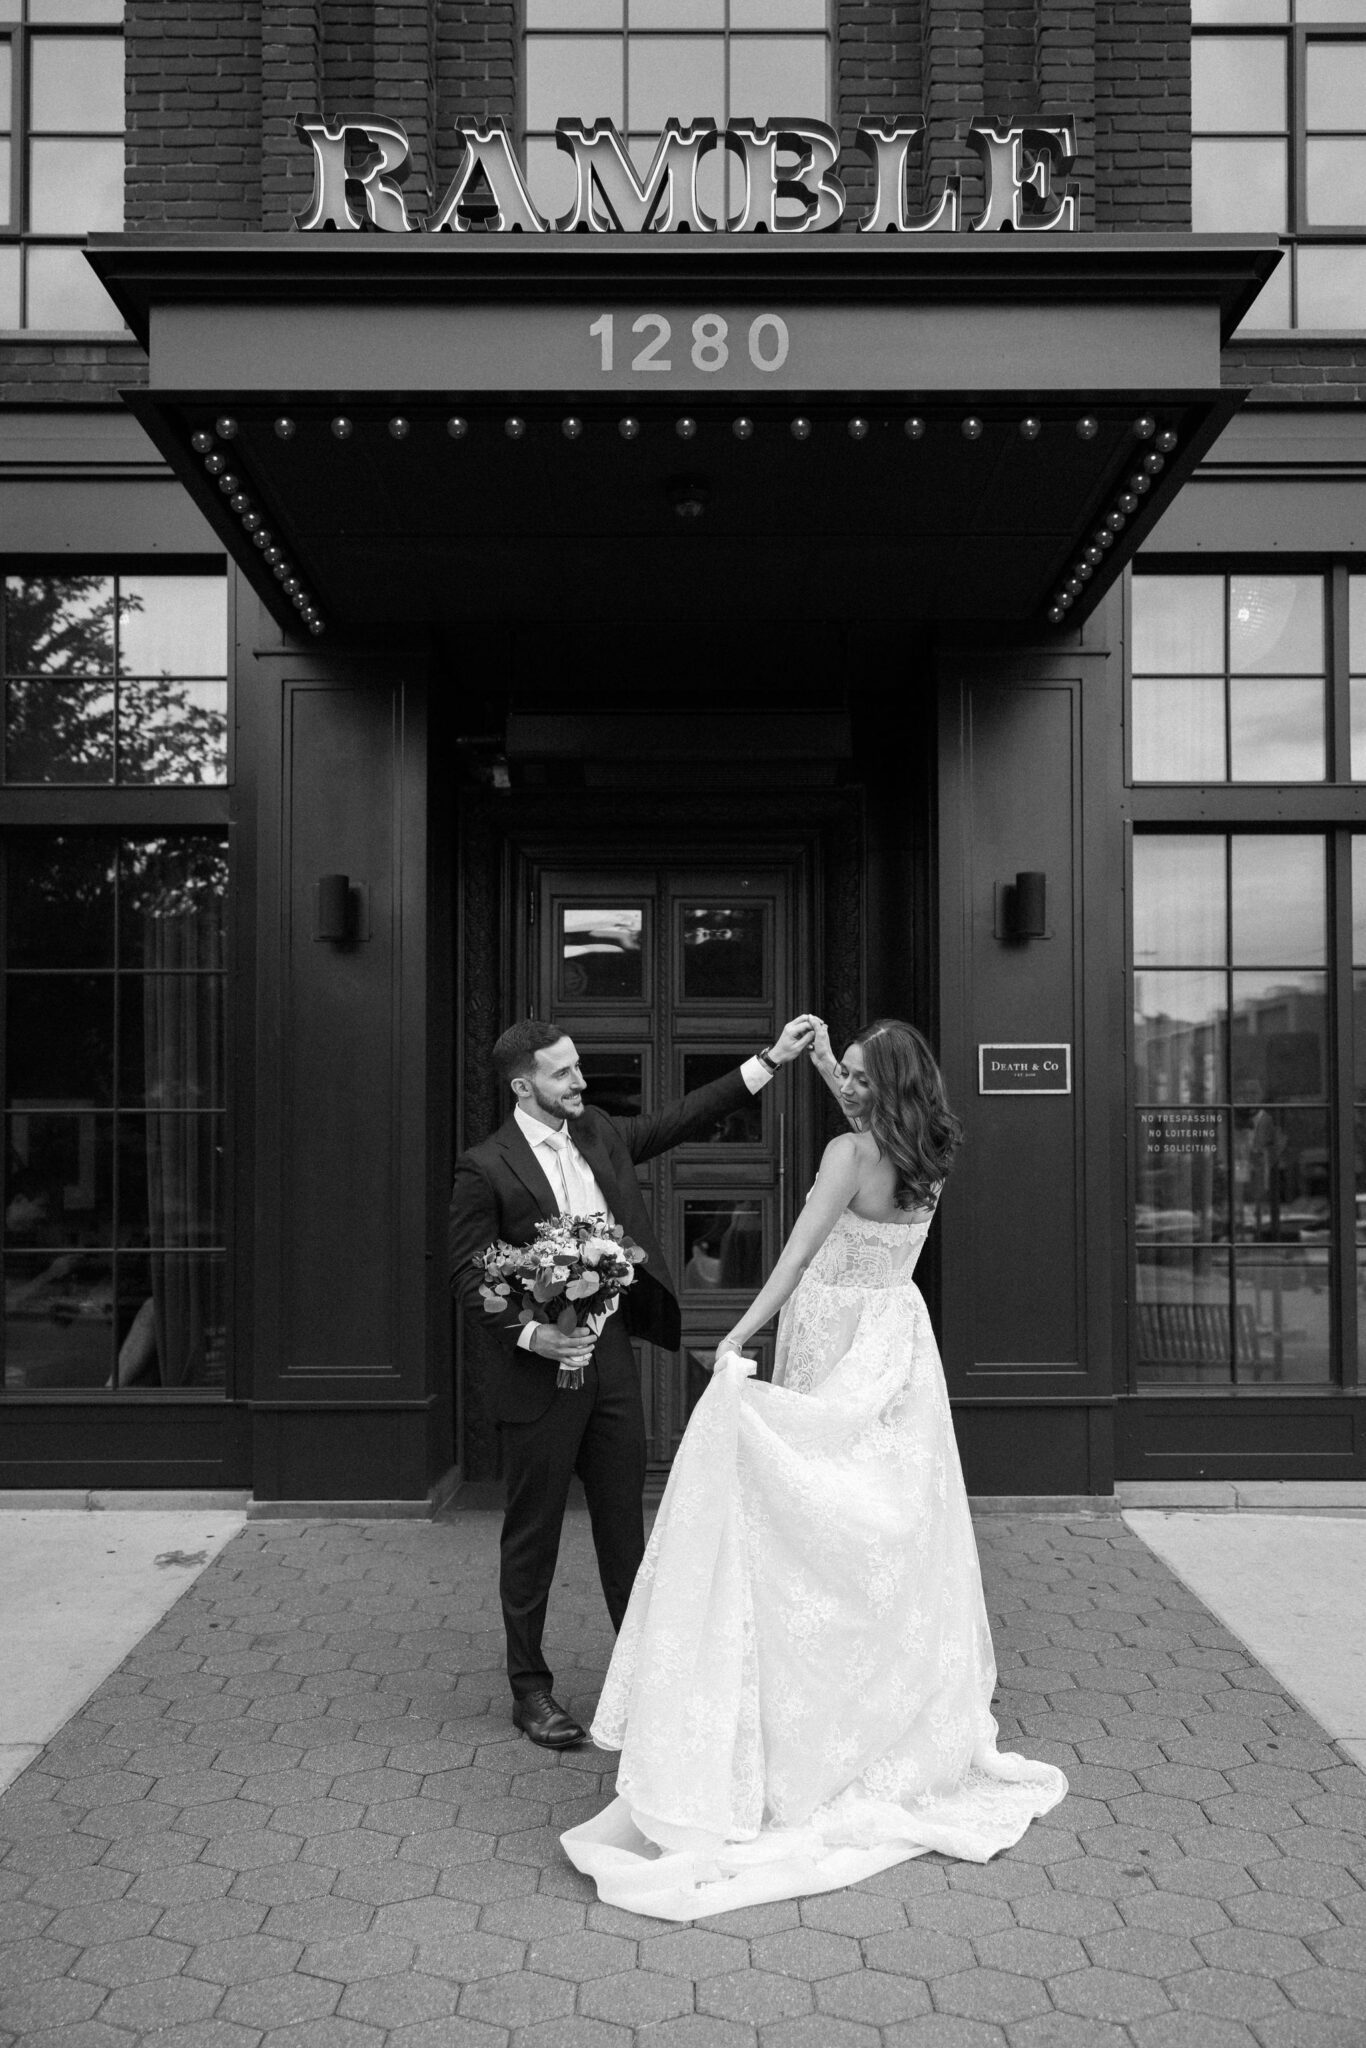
[{"xmin": 851, "ymin": 1018, "xmax": 963, "ymax": 1208}]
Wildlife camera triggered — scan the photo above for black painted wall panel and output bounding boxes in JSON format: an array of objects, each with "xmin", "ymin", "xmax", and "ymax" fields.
[
  {"xmin": 940, "ymin": 675, "xmax": 1085, "ymax": 1382},
  {"xmin": 281, "ymin": 684, "xmax": 402, "ymax": 1378}
]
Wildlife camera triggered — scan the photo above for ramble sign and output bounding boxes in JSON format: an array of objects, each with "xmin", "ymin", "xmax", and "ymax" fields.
[{"xmin": 295, "ymin": 114, "xmax": 1078, "ymax": 237}]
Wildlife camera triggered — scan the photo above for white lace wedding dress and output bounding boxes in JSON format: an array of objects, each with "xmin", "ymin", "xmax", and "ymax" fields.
[{"xmin": 560, "ymin": 1201, "xmax": 1068, "ymax": 1920}]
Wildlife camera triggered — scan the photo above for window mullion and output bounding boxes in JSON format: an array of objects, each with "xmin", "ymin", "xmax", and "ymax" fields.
[
  {"xmin": 1330, "ymin": 563, "xmax": 1352, "ymax": 783},
  {"xmin": 1330, "ymin": 829, "xmax": 1357, "ymax": 1389}
]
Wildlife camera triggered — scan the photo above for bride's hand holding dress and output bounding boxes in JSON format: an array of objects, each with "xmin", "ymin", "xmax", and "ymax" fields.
[{"xmin": 562, "ymin": 1118, "xmax": 1067, "ymax": 1921}]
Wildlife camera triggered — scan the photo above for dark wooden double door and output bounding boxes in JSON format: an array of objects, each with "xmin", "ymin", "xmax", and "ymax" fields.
[{"xmin": 526, "ymin": 857, "xmax": 809, "ymax": 1466}]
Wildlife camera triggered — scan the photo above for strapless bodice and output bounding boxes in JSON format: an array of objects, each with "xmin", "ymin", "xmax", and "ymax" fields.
[{"xmin": 805, "ymin": 1203, "xmax": 935, "ymax": 1291}]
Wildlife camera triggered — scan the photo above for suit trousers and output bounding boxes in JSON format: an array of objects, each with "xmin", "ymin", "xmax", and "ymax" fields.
[{"xmin": 497, "ymin": 1311, "xmax": 648, "ymax": 1700}]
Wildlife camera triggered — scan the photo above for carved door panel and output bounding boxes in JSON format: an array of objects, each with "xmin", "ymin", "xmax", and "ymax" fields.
[{"xmin": 530, "ymin": 861, "xmax": 802, "ymax": 1466}]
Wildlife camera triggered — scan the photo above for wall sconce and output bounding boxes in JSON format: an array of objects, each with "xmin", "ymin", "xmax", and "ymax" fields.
[
  {"xmin": 995, "ymin": 870, "xmax": 1049, "ymax": 942},
  {"xmin": 314, "ymin": 873, "xmax": 368, "ymax": 945}
]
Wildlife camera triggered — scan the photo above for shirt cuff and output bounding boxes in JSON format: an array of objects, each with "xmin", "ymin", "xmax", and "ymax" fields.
[
  {"xmin": 516, "ymin": 1323, "xmax": 538, "ymax": 1352},
  {"xmin": 741, "ymin": 1054, "xmax": 775, "ymax": 1094}
]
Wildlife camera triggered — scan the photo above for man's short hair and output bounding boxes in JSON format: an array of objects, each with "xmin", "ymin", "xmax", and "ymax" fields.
[{"xmin": 492, "ymin": 1018, "xmax": 567, "ymax": 1088}]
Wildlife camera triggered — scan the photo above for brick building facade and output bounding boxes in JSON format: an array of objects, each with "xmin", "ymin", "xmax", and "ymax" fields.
[{"xmin": 0, "ymin": 1, "xmax": 1360, "ymax": 1503}]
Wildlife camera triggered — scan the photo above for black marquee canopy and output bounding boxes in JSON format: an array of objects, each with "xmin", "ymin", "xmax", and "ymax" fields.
[{"xmin": 87, "ymin": 230, "xmax": 1279, "ymax": 641}]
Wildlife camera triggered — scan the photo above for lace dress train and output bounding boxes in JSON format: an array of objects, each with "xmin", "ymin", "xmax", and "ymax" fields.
[{"xmin": 560, "ymin": 1206, "xmax": 1068, "ymax": 1920}]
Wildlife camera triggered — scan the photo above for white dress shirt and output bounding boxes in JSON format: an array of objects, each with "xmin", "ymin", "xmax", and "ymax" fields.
[{"xmin": 512, "ymin": 1055, "xmax": 774, "ymax": 1350}]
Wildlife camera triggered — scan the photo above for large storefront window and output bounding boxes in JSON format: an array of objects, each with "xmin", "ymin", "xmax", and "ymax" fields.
[
  {"xmin": 1134, "ymin": 833, "xmax": 1332, "ymax": 1384},
  {"xmin": 523, "ymin": 1, "xmax": 831, "ymax": 224},
  {"xmin": 0, "ymin": 0, "xmax": 124, "ymax": 331},
  {"xmin": 1130, "ymin": 562, "xmax": 1366, "ymax": 1390},
  {"xmin": 1193, "ymin": 4, "xmax": 1366, "ymax": 330},
  {"xmin": 0, "ymin": 567, "xmax": 228, "ymax": 1394}
]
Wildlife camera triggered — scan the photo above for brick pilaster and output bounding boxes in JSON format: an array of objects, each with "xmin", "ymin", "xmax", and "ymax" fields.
[
  {"xmin": 918, "ymin": 0, "xmax": 986, "ymax": 220},
  {"xmin": 126, "ymin": 0, "xmax": 262, "ymax": 231},
  {"xmin": 1036, "ymin": 0, "xmax": 1095, "ymax": 228},
  {"xmin": 836, "ymin": 4, "xmax": 922, "ymax": 224},
  {"xmin": 261, "ymin": 0, "xmax": 323, "ymax": 233},
  {"xmin": 1094, "ymin": 0, "xmax": 1189, "ymax": 227}
]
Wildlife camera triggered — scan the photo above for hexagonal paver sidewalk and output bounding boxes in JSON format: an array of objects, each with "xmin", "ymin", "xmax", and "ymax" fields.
[{"xmin": 1, "ymin": 1508, "xmax": 1364, "ymax": 2047}]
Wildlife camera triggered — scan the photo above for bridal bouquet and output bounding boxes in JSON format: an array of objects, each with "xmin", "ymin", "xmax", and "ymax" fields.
[{"xmin": 476, "ymin": 1212, "xmax": 647, "ymax": 1391}]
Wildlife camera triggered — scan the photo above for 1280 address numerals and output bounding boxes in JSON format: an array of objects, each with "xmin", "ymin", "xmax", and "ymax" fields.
[{"xmin": 589, "ymin": 312, "xmax": 791, "ymax": 374}]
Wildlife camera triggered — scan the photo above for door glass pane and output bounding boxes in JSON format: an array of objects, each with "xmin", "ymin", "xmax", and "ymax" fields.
[
  {"xmin": 1133, "ymin": 836, "xmax": 1226, "ymax": 966},
  {"xmin": 4, "ymin": 1250, "xmax": 112, "ymax": 1387},
  {"xmin": 1229, "ymin": 574, "xmax": 1323, "ymax": 673},
  {"xmin": 628, "ymin": 34, "xmax": 724, "ymax": 127},
  {"xmin": 6, "ymin": 833, "xmax": 115, "ymax": 967},
  {"xmin": 560, "ymin": 906, "xmax": 644, "ymax": 999},
  {"xmin": 1135, "ymin": 1246, "xmax": 1233, "ymax": 1384},
  {"xmin": 1305, "ymin": 39, "xmax": 1366, "ymax": 127},
  {"xmin": 30, "ymin": 34, "xmax": 123, "ymax": 130},
  {"xmin": 5, "ymin": 677, "xmax": 114, "ymax": 780},
  {"xmin": 681, "ymin": 1052, "xmax": 763, "ymax": 1140},
  {"xmin": 574, "ymin": 1050, "xmax": 642, "ymax": 1120},
  {"xmin": 1134, "ymin": 971, "xmax": 1226, "ymax": 1104},
  {"xmin": 28, "ymin": 135, "xmax": 122, "ymax": 232},
  {"xmin": 1192, "ymin": 138, "xmax": 1288, "ymax": 229},
  {"xmin": 682, "ymin": 1198, "xmax": 763, "ymax": 1288},
  {"xmin": 1132, "ymin": 575, "xmax": 1224, "ymax": 673},
  {"xmin": 1233, "ymin": 1106, "xmax": 1330, "ymax": 1239},
  {"xmin": 526, "ymin": 37, "xmax": 623, "ymax": 127},
  {"xmin": 1306, "ymin": 138, "xmax": 1366, "ymax": 224},
  {"xmin": 1228, "ymin": 677, "xmax": 1325, "ymax": 779},
  {"xmin": 1191, "ymin": 35, "xmax": 1287, "ymax": 130},
  {"xmin": 729, "ymin": 34, "xmax": 828, "ymax": 118},
  {"xmin": 1131, "ymin": 676, "xmax": 1225, "ymax": 781},
  {"xmin": 1135, "ymin": 1108, "xmax": 1228, "ymax": 1241},
  {"xmin": 1229, "ymin": 973, "xmax": 1328, "ymax": 1101},
  {"xmin": 1234, "ymin": 1249, "xmax": 1331, "ymax": 1381},
  {"xmin": 1296, "ymin": 243, "xmax": 1366, "ymax": 326},
  {"xmin": 1230, "ymin": 836, "xmax": 1325, "ymax": 964},
  {"xmin": 680, "ymin": 903, "xmax": 767, "ymax": 1000}
]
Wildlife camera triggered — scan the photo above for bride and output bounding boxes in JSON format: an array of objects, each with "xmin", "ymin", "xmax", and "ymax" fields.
[{"xmin": 561, "ymin": 1017, "xmax": 1067, "ymax": 1920}]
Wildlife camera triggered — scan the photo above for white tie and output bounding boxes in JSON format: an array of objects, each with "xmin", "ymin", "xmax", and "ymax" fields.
[{"xmin": 543, "ymin": 1129, "xmax": 585, "ymax": 1215}]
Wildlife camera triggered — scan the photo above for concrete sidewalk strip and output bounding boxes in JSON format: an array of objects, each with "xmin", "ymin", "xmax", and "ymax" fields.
[
  {"xmin": 0, "ymin": 1510, "xmax": 1361, "ymax": 2048},
  {"xmin": 0, "ymin": 1510, "xmax": 245, "ymax": 1796},
  {"xmin": 1125, "ymin": 1509, "xmax": 1366, "ymax": 1776}
]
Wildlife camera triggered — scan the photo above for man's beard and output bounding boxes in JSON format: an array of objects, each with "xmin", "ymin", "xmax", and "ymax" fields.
[{"xmin": 530, "ymin": 1077, "xmax": 583, "ymax": 1120}]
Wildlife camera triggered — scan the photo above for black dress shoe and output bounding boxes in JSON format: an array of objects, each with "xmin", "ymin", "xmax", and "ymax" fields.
[{"xmin": 512, "ymin": 1690, "xmax": 586, "ymax": 1748}]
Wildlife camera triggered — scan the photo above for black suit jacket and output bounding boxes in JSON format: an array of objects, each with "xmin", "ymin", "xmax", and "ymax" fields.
[{"xmin": 449, "ymin": 1066, "xmax": 753, "ymax": 1425}]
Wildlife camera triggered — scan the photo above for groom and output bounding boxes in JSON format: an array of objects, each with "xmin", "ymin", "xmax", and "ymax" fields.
[{"xmin": 449, "ymin": 1015, "xmax": 815, "ymax": 1747}]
